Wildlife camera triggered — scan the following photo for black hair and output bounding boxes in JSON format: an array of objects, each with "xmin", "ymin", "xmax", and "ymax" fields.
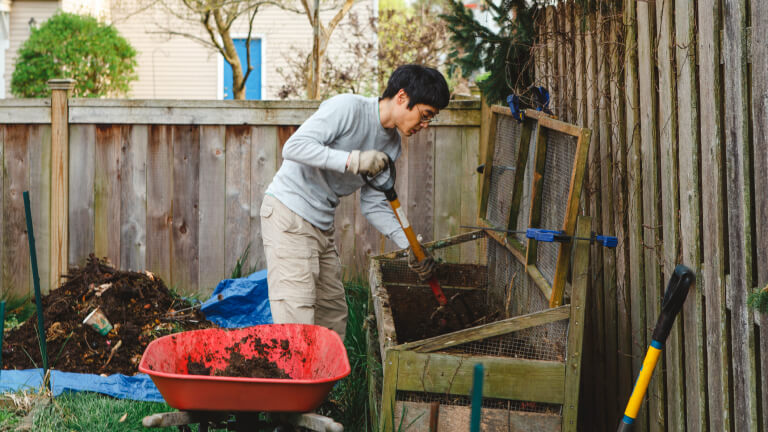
[{"xmin": 381, "ymin": 64, "xmax": 450, "ymax": 110}]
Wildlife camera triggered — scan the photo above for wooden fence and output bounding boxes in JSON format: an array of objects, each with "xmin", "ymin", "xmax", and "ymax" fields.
[
  {"xmin": 0, "ymin": 94, "xmax": 481, "ymax": 298},
  {"xmin": 532, "ymin": 1, "xmax": 767, "ymax": 430}
]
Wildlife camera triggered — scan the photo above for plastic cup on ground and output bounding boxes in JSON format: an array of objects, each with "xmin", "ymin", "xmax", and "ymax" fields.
[{"xmin": 83, "ymin": 308, "xmax": 113, "ymax": 336}]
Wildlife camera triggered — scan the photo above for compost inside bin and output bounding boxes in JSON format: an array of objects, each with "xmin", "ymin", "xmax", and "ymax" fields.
[
  {"xmin": 186, "ymin": 337, "xmax": 292, "ymax": 379},
  {"xmin": 380, "ymin": 262, "xmax": 494, "ymax": 341}
]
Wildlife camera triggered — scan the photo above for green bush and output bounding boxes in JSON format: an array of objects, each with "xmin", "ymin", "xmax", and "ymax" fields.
[{"xmin": 11, "ymin": 12, "xmax": 137, "ymax": 98}]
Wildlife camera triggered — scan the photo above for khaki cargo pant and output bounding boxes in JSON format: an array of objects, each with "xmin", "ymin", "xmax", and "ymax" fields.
[{"xmin": 260, "ymin": 195, "xmax": 348, "ymax": 340}]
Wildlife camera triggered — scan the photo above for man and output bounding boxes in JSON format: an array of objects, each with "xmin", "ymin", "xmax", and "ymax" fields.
[{"xmin": 261, "ymin": 64, "xmax": 450, "ymax": 340}]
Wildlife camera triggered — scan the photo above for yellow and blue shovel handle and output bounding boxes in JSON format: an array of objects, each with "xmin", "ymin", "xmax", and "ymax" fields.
[{"xmin": 618, "ymin": 340, "xmax": 663, "ymax": 431}]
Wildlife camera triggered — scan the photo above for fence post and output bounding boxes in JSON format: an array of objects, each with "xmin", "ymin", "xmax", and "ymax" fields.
[{"xmin": 48, "ymin": 78, "xmax": 74, "ymax": 290}]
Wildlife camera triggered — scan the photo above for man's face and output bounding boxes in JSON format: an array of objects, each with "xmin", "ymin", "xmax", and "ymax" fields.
[{"xmin": 394, "ymin": 90, "xmax": 439, "ymax": 136}]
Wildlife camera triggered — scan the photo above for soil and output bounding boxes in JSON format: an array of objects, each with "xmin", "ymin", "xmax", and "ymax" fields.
[
  {"xmin": 186, "ymin": 337, "xmax": 291, "ymax": 379},
  {"xmin": 385, "ymin": 284, "xmax": 496, "ymax": 342},
  {"xmin": 3, "ymin": 255, "xmax": 215, "ymax": 375}
]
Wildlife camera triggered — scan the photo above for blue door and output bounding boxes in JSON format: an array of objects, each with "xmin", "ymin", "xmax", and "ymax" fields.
[{"xmin": 223, "ymin": 38, "xmax": 262, "ymax": 99}]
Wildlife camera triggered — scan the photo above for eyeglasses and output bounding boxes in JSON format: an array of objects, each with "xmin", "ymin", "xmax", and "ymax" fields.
[{"xmin": 416, "ymin": 105, "xmax": 437, "ymax": 125}]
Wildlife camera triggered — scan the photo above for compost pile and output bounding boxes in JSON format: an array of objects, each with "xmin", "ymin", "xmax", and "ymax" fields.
[{"xmin": 3, "ymin": 255, "xmax": 214, "ymax": 375}]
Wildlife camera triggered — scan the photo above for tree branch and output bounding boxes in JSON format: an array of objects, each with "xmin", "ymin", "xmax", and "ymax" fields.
[{"xmin": 324, "ymin": 0, "xmax": 356, "ymax": 37}]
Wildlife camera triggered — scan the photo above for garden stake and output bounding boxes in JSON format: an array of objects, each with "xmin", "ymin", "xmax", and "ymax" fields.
[
  {"xmin": 23, "ymin": 191, "xmax": 49, "ymax": 378},
  {"xmin": 617, "ymin": 264, "xmax": 695, "ymax": 431},
  {"xmin": 469, "ymin": 363, "xmax": 484, "ymax": 432}
]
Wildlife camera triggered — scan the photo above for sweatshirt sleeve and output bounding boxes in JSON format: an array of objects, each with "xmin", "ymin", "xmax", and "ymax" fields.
[
  {"xmin": 281, "ymin": 97, "xmax": 355, "ymax": 173},
  {"xmin": 360, "ymin": 184, "xmax": 410, "ymax": 250}
]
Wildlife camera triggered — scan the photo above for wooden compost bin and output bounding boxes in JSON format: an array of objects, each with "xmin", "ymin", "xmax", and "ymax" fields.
[{"xmin": 368, "ymin": 109, "xmax": 592, "ymax": 431}]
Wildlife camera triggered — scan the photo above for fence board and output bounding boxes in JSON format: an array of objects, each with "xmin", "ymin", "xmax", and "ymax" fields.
[
  {"xmin": 584, "ymin": 12, "xmax": 606, "ymax": 431},
  {"xmin": 224, "ymin": 126, "xmax": 252, "ymax": 276},
  {"xmin": 637, "ymin": 2, "xmax": 662, "ymax": 429},
  {"xmin": 171, "ymin": 126, "xmax": 200, "ymax": 293},
  {"xmin": 407, "ymin": 128, "xmax": 434, "ymax": 244},
  {"xmin": 198, "ymin": 126, "xmax": 226, "ymax": 292},
  {"xmin": 751, "ymin": 3, "xmax": 768, "ymax": 428},
  {"xmin": 698, "ymin": 2, "xmax": 732, "ymax": 429},
  {"xmin": 535, "ymin": 11, "xmax": 547, "ymax": 92},
  {"xmin": 675, "ymin": 0, "xmax": 706, "ymax": 430},
  {"xmin": 556, "ymin": 4, "xmax": 566, "ymax": 118},
  {"xmin": 655, "ymin": 0, "xmax": 684, "ymax": 429},
  {"xmin": 3, "ymin": 125, "xmax": 30, "ymax": 298},
  {"xmin": 624, "ymin": 0, "xmax": 647, "ymax": 420},
  {"xmin": 597, "ymin": 9, "xmax": 619, "ymax": 426},
  {"xmin": 434, "ymin": 127, "xmax": 462, "ymax": 262},
  {"xmin": 724, "ymin": 1, "xmax": 759, "ymax": 430},
  {"xmin": 384, "ymin": 125, "xmax": 410, "ymax": 253},
  {"xmin": 94, "ymin": 125, "xmax": 124, "ymax": 268},
  {"xmin": 608, "ymin": 12, "xmax": 632, "ymax": 412},
  {"xmin": 29, "ymin": 125, "xmax": 51, "ymax": 293},
  {"xmin": 68, "ymin": 125, "xmax": 95, "ymax": 267},
  {"xmin": 546, "ymin": 7, "xmax": 556, "ymax": 103},
  {"xmin": 120, "ymin": 125, "xmax": 147, "ymax": 272},
  {"xmin": 250, "ymin": 126, "xmax": 279, "ymax": 272},
  {"xmin": 460, "ymin": 127, "xmax": 481, "ymax": 262},
  {"xmin": 565, "ymin": 3, "xmax": 575, "ymax": 123},
  {"xmin": 2, "ymin": 125, "xmax": 32, "ymax": 297},
  {"xmin": 354, "ymin": 190, "xmax": 383, "ymax": 274},
  {"xmin": 146, "ymin": 125, "xmax": 173, "ymax": 287},
  {"xmin": 335, "ymin": 195, "xmax": 356, "ymax": 277}
]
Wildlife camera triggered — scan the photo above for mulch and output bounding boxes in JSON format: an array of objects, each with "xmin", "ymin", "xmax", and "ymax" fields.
[{"xmin": 2, "ymin": 255, "xmax": 215, "ymax": 375}]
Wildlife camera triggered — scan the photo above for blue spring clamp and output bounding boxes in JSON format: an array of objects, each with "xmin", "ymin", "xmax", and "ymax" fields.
[
  {"xmin": 525, "ymin": 228, "xmax": 618, "ymax": 248},
  {"xmin": 506, "ymin": 94, "xmax": 525, "ymax": 123}
]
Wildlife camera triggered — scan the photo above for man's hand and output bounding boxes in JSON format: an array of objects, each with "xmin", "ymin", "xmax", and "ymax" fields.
[
  {"xmin": 408, "ymin": 245, "xmax": 437, "ymax": 281},
  {"xmin": 347, "ymin": 150, "xmax": 389, "ymax": 177}
]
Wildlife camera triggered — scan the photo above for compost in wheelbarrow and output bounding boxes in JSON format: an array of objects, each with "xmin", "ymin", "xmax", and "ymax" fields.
[{"xmin": 139, "ymin": 324, "xmax": 350, "ymax": 412}]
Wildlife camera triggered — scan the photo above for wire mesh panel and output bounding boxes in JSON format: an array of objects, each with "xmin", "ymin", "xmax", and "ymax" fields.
[
  {"xmin": 513, "ymin": 125, "xmax": 538, "ymax": 245},
  {"xmin": 486, "ymin": 115, "xmax": 522, "ymax": 229},
  {"xmin": 396, "ymin": 391, "xmax": 562, "ymax": 415},
  {"xmin": 537, "ymin": 130, "xmax": 578, "ymax": 283}
]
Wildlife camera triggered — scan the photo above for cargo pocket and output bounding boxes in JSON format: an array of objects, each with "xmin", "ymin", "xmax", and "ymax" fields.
[{"xmin": 268, "ymin": 247, "xmax": 320, "ymax": 302}]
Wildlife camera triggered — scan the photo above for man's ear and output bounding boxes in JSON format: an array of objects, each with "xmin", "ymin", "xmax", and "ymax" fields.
[{"xmin": 396, "ymin": 89, "xmax": 408, "ymax": 105}]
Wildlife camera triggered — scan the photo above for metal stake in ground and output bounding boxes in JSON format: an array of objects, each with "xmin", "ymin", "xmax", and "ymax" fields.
[{"xmin": 23, "ymin": 191, "xmax": 49, "ymax": 379}]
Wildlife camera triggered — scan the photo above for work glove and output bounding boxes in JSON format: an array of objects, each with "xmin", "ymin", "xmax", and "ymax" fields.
[
  {"xmin": 347, "ymin": 150, "xmax": 388, "ymax": 177},
  {"xmin": 408, "ymin": 245, "xmax": 437, "ymax": 281}
]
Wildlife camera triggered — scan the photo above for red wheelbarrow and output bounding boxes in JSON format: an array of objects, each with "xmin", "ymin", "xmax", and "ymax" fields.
[{"xmin": 139, "ymin": 324, "xmax": 350, "ymax": 431}]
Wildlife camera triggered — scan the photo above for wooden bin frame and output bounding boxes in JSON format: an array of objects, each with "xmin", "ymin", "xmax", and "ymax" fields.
[
  {"xmin": 368, "ymin": 217, "xmax": 591, "ymax": 431},
  {"xmin": 478, "ymin": 108, "xmax": 591, "ymax": 307}
]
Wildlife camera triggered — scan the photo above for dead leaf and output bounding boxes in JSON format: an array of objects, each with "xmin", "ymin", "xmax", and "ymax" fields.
[{"xmin": 118, "ymin": 413, "xmax": 127, "ymax": 422}]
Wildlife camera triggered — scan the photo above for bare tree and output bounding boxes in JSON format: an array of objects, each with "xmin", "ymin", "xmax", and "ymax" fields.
[
  {"xmin": 147, "ymin": 0, "xmax": 283, "ymax": 99},
  {"xmin": 298, "ymin": 0, "xmax": 357, "ymax": 99}
]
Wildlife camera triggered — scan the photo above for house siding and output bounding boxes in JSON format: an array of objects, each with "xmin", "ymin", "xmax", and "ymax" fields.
[
  {"xmin": 5, "ymin": 0, "xmax": 59, "ymax": 97},
  {"xmin": 111, "ymin": 0, "xmax": 374, "ymax": 100}
]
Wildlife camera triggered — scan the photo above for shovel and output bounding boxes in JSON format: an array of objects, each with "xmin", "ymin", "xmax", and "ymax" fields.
[
  {"xmin": 617, "ymin": 264, "xmax": 696, "ymax": 431},
  {"xmin": 362, "ymin": 156, "xmax": 465, "ymax": 328}
]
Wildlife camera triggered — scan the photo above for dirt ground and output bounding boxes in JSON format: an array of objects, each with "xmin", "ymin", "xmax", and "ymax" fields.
[{"xmin": 3, "ymin": 255, "xmax": 214, "ymax": 375}]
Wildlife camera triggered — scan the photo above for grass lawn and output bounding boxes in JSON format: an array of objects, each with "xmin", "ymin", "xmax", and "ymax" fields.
[{"xmin": 0, "ymin": 279, "xmax": 373, "ymax": 432}]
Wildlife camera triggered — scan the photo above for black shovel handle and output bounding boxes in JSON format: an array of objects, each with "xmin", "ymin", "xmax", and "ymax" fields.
[{"xmin": 362, "ymin": 156, "xmax": 397, "ymax": 200}]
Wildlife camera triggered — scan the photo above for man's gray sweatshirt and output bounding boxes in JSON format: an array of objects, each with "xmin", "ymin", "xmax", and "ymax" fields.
[{"xmin": 265, "ymin": 94, "xmax": 409, "ymax": 249}]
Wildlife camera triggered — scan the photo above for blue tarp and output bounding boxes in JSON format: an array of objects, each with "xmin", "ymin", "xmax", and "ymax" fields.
[
  {"xmin": 200, "ymin": 269, "xmax": 272, "ymax": 328},
  {"xmin": 51, "ymin": 371, "xmax": 164, "ymax": 402},
  {"xmin": 0, "ymin": 270, "xmax": 272, "ymax": 401},
  {"xmin": 0, "ymin": 370, "xmax": 163, "ymax": 402}
]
